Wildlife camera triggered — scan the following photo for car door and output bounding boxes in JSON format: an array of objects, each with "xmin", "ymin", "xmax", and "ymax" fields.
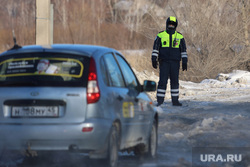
[
  {"xmin": 114, "ymin": 53, "xmax": 151, "ymax": 143},
  {"xmin": 100, "ymin": 53, "xmax": 138, "ymax": 147}
]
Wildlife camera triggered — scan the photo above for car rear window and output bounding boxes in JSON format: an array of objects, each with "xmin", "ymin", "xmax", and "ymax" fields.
[{"xmin": 0, "ymin": 52, "xmax": 89, "ymax": 87}]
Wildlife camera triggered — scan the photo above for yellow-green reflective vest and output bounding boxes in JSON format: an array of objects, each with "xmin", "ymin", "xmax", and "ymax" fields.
[{"xmin": 157, "ymin": 31, "xmax": 183, "ymax": 48}]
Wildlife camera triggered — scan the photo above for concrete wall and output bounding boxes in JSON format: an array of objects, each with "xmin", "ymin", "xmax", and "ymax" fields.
[{"xmin": 36, "ymin": 0, "xmax": 52, "ymax": 45}]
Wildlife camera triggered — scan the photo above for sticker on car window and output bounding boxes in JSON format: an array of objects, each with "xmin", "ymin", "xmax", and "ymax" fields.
[
  {"xmin": 35, "ymin": 59, "xmax": 58, "ymax": 74},
  {"xmin": 0, "ymin": 57, "xmax": 84, "ymax": 78},
  {"xmin": 122, "ymin": 102, "xmax": 134, "ymax": 118}
]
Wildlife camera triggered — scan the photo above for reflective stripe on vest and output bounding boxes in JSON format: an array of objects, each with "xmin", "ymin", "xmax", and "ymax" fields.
[{"xmin": 157, "ymin": 31, "xmax": 183, "ymax": 48}]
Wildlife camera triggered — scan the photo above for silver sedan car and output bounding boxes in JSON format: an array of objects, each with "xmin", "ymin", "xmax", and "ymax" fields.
[{"xmin": 0, "ymin": 44, "xmax": 158, "ymax": 167}]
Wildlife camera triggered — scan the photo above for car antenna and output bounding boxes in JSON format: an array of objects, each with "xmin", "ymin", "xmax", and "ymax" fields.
[{"xmin": 9, "ymin": 30, "xmax": 22, "ymax": 50}]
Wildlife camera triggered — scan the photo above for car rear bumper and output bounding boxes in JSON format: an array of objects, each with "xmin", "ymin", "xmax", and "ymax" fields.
[{"xmin": 0, "ymin": 118, "xmax": 112, "ymax": 152}]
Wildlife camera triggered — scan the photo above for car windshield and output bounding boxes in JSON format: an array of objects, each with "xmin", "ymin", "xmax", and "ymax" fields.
[{"xmin": 0, "ymin": 52, "xmax": 89, "ymax": 87}]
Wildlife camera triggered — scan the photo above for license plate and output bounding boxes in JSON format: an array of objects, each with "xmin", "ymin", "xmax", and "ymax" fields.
[{"xmin": 11, "ymin": 106, "xmax": 59, "ymax": 118}]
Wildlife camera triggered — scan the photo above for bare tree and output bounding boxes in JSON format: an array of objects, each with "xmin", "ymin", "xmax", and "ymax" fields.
[
  {"xmin": 0, "ymin": 0, "xmax": 248, "ymax": 80},
  {"xmin": 170, "ymin": 0, "xmax": 250, "ymax": 81},
  {"xmin": 228, "ymin": 0, "xmax": 250, "ymax": 46}
]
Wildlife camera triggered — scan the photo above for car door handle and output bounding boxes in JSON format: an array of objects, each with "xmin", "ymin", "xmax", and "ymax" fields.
[{"xmin": 117, "ymin": 95, "xmax": 124, "ymax": 101}]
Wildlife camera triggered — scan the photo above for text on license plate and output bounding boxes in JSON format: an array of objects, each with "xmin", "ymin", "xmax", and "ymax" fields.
[{"xmin": 11, "ymin": 106, "xmax": 59, "ymax": 117}]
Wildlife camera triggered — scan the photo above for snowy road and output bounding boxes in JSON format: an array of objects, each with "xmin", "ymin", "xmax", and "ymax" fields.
[
  {"xmin": 1, "ymin": 100, "xmax": 249, "ymax": 167},
  {"xmin": 156, "ymin": 100, "xmax": 250, "ymax": 167},
  {"xmin": 1, "ymin": 70, "xmax": 250, "ymax": 167}
]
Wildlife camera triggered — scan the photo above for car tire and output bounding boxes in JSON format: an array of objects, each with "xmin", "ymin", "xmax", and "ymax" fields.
[
  {"xmin": 105, "ymin": 125, "xmax": 119, "ymax": 167},
  {"xmin": 146, "ymin": 120, "xmax": 158, "ymax": 158},
  {"xmin": 134, "ymin": 120, "xmax": 158, "ymax": 158}
]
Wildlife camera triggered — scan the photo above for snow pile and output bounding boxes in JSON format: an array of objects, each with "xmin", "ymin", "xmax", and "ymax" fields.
[
  {"xmin": 201, "ymin": 117, "xmax": 214, "ymax": 128},
  {"xmin": 164, "ymin": 132, "xmax": 185, "ymax": 141},
  {"xmin": 188, "ymin": 114, "xmax": 248, "ymax": 139},
  {"xmin": 133, "ymin": 69, "xmax": 250, "ymax": 102},
  {"xmin": 134, "ymin": 69, "xmax": 250, "ymax": 89},
  {"xmin": 201, "ymin": 70, "xmax": 250, "ymax": 88}
]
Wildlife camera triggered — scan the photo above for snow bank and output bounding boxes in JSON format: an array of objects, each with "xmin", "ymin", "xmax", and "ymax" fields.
[
  {"xmin": 133, "ymin": 69, "xmax": 250, "ymax": 102},
  {"xmin": 201, "ymin": 70, "xmax": 250, "ymax": 88},
  {"xmin": 164, "ymin": 132, "xmax": 185, "ymax": 141},
  {"xmin": 188, "ymin": 114, "xmax": 247, "ymax": 139},
  {"xmin": 134, "ymin": 69, "xmax": 250, "ymax": 90}
]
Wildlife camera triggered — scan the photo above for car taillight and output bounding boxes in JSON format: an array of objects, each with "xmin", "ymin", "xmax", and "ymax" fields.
[
  {"xmin": 87, "ymin": 58, "xmax": 100, "ymax": 104},
  {"xmin": 82, "ymin": 127, "xmax": 94, "ymax": 132}
]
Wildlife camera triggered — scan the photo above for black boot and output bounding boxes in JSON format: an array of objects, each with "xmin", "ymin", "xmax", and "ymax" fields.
[
  {"xmin": 157, "ymin": 97, "xmax": 164, "ymax": 107},
  {"xmin": 173, "ymin": 101, "xmax": 182, "ymax": 106},
  {"xmin": 157, "ymin": 100, "xmax": 164, "ymax": 107},
  {"xmin": 157, "ymin": 103, "xmax": 162, "ymax": 107},
  {"xmin": 172, "ymin": 96, "xmax": 182, "ymax": 106}
]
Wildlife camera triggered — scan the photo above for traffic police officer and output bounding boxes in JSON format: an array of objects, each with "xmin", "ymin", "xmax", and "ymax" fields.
[{"xmin": 151, "ymin": 16, "xmax": 188, "ymax": 106}]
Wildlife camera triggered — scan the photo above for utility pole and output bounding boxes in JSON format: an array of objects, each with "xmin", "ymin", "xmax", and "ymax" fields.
[{"xmin": 36, "ymin": 0, "xmax": 54, "ymax": 45}]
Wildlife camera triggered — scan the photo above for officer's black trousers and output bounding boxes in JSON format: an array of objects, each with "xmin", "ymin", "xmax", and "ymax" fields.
[{"xmin": 157, "ymin": 60, "xmax": 180, "ymax": 104}]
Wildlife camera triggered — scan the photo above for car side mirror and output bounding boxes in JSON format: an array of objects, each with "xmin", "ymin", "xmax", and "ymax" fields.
[{"xmin": 142, "ymin": 80, "xmax": 156, "ymax": 92}]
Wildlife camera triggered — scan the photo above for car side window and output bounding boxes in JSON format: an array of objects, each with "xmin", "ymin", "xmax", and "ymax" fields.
[
  {"xmin": 115, "ymin": 54, "xmax": 140, "ymax": 92},
  {"xmin": 100, "ymin": 57, "xmax": 109, "ymax": 86},
  {"xmin": 103, "ymin": 53, "xmax": 125, "ymax": 87}
]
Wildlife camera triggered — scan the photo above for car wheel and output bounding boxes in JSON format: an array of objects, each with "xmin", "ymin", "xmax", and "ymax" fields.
[
  {"xmin": 146, "ymin": 120, "xmax": 158, "ymax": 158},
  {"xmin": 105, "ymin": 125, "xmax": 118, "ymax": 167},
  {"xmin": 134, "ymin": 120, "xmax": 158, "ymax": 158}
]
